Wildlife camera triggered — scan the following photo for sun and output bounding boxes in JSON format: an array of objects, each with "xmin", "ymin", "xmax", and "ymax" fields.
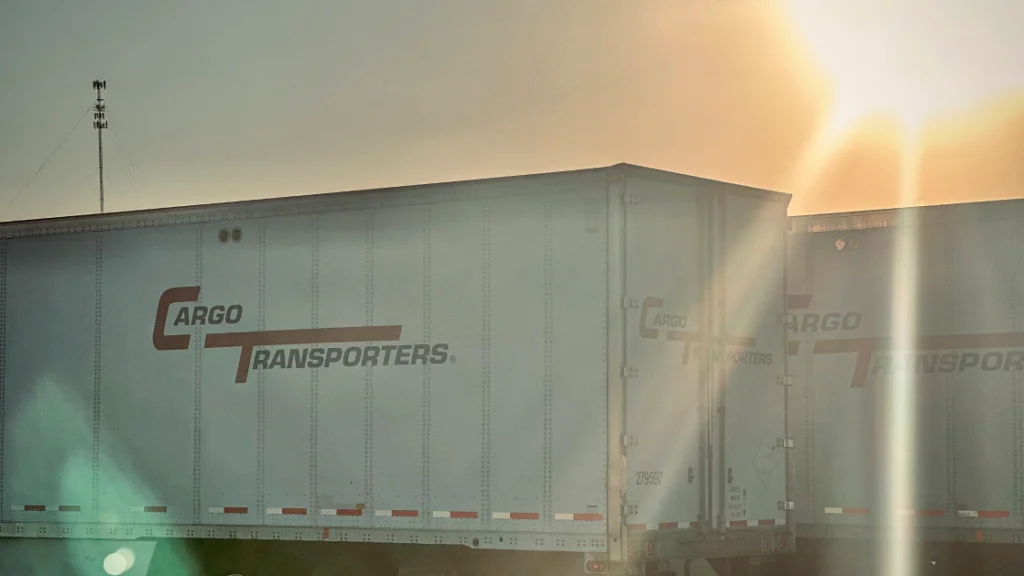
[{"xmin": 780, "ymin": 0, "xmax": 1024, "ymax": 197}]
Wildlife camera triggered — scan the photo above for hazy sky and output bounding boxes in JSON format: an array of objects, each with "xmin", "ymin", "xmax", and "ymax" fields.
[{"xmin": 2, "ymin": 0, "xmax": 1022, "ymax": 221}]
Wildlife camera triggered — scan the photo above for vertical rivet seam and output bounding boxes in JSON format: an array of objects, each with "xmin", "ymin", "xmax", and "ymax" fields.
[
  {"xmin": 365, "ymin": 214, "xmax": 375, "ymax": 524},
  {"xmin": 543, "ymin": 199, "xmax": 553, "ymax": 529},
  {"xmin": 601, "ymin": 196, "xmax": 609, "ymax": 515},
  {"xmin": 310, "ymin": 216, "xmax": 320, "ymax": 527},
  {"xmin": 92, "ymin": 235, "xmax": 103, "ymax": 518},
  {"xmin": 0, "ymin": 240, "xmax": 6, "ymax": 522},
  {"xmin": 1014, "ymin": 223, "xmax": 1021, "ymax": 527},
  {"xmin": 257, "ymin": 223, "xmax": 266, "ymax": 523},
  {"xmin": 422, "ymin": 206, "xmax": 432, "ymax": 525},
  {"xmin": 193, "ymin": 228, "xmax": 203, "ymax": 523},
  {"xmin": 945, "ymin": 231, "xmax": 956, "ymax": 517},
  {"xmin": 481, "ymin": 206, "xmax": 492, "ymax": 525}
]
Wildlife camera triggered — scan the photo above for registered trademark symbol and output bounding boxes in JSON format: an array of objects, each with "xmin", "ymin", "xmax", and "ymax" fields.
[{"xmin": 449, "ymin": 355, "xmax": 456, "ymax": 364}]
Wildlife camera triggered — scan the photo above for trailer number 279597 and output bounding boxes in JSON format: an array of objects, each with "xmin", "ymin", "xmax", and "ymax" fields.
[{"xmin": 635, "ymin": 471, "xmax": 663, "ymax": 486}]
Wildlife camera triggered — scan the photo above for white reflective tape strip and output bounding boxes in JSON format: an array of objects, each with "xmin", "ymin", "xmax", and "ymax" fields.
[
  {"xmin": 321, "ymin": 509, "xmax": 337, "ymax": 516},
  {"xmin": 824, "ymin": 507, "xmax": 843, "ymax": 515},
  {"xmin": 958, "ymin": 510, "xmax": 979, "ymax": 518},
  {"xmin": 554, "ymin": 513, "xmax": 574, "ymax": 521},
  {"xmin": 777, "ymin": 518, "xmax": 787, "ymax": 526},
  {"xmin": 492, "ymin": 512, "xmax": 511, "ymax": 519},
  {"xmin": 433, "ymin": 511, "xmax": 451, "ymax": 518},
  {"xmin": 375, "ymin": 510, "xmax": 393, "ymax": 517},
  {"xmin": 208, "ymin": 507, "xmax": 225, "ymax": 514},
  {"xmin": 267, "ymin": 508, "xmax": 284, "ymax": 515}
]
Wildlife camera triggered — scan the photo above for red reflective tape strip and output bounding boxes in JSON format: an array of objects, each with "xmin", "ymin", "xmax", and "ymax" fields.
[
  {"xmin": 729, "ymin": 520, "xmax": 749, "ymax": 528},
  {"xmin": 979, "ymin": 510, "xmax": 1010, "ymax": 519},
  {"xmin": 627, "ymin": 523, "xmax": 647, "ymax": 530},
  {"xmin": 377, "ymin": 509, "xmax": 419, "ymax": 517},
  {"xmin": 15, "ymin": 505, "xmax": 81, "ymax": 512},
  {"xmin": 282, "ymin": 508, "xmax": 307, "ymax": 516},
  {"xmin": 555, "ymin": 513, "xmax": 603, "ymax": 521},
  {"xmin": 337, "ymin": 509, "xmax": 363, "ymax": 516},
  {"xmin": 131, "ymin": 506, "xmax": 167, "ymax": 513},
  {"xmin": 503, "ymin": 512, "xmax": 540, "ymax": 520},
  {"xmin": 224, "ymin": 507, "xmax": 248, "ymax": 514},
  {"xmin": 845, "ymin": 507, "xmax": 869, "ymax": 515},
  {"xmin": 658, "ymin": 522, "xmax": 679, "ymax": 530},
  {"xmin": 433, "ymin": 510, "xmax": 478, "ymax": 519},
  {"xmin": 511, "ymin": 512, "xmax": 540, "ymax": 520}
]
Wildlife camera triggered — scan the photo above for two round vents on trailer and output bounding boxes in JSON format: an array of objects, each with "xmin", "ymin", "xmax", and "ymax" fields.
[
  {"xmin": 218, "ymin": 227, "xmax": 243, "ymax": 244},
  {"xmin": 834, "ymin": 237, "xmax": 861, "ymax": 251}
]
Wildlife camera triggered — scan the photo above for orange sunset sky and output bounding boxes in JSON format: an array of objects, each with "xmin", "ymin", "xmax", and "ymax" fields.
[{"xmin": 1, "ymin": 0, "xmax": 1021, "ymax": 220}]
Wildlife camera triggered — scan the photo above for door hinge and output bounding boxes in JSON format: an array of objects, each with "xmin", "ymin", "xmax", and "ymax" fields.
[
  {"xmin": 777, "ymin": 437, "xmax": 794, "ymax": 449},
  {"xmin": 623, "ymin": 194, "xmax": 639, "ymax": 206},
  {"xmin": 622, "ymin": 434, "xmax": 639, "ymax": 451},
  {"xmin": 622, "ymin": 502, "xmax": 639, "ymax": 517},
  {"xmin": 622, "ymin": 296, "xmax": 640, "ymax": 310},
  {"xmin": 778, "ymin": 500, "xmax": 796, "ymax": 512},
  {"xmin": 623, "ymin": 366, "xmax": 639, "ymax": 379},
  {"xmin": 777, "ymin": 375, "xmax": 793, "ymax": 387}
]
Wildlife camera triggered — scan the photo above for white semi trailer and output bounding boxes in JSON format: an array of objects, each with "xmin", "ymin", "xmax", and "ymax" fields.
[
  {"xmin": 785, "ymin": 199, "xmax": 1024, "ymax": 576},
  {"xmin": 0, "ymin": 164, "xmax": 793, "ymax": 576}
]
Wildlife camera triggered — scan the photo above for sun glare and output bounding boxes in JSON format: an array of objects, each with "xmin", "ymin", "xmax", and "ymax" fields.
[{"xmin": 781, "ymin": 0, "xmax": 1024, "ymax": 195}]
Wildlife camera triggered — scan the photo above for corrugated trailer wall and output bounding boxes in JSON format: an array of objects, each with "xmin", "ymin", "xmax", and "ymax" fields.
[
  {"xmin": 0, "ymin": 173, "xmax": 612, "ymax": 550},
  {"xmin": 789, "ymin": 200, "xmax": 1024, "ymax": 544},
  {"xmin": 0, "ymin": 164, "xmax": 793, "ymax": 567}
]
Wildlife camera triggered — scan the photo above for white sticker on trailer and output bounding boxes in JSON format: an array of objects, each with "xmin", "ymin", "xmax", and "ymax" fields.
[{"xmin": 727, "ymin": 485, "xmax": 748, "ymax": 522}]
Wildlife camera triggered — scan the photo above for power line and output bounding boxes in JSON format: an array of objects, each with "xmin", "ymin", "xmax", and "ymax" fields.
[
  {"xmin": 3, "ymin": 105, "xmax": 92, "ymax": 212},
  {"xmin": 111, "ymin": 126, "xmax": 143, "ymax": 188}
]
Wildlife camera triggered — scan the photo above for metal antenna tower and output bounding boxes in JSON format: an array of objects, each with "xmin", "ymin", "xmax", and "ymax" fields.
[{"xmin": 92, "ymin": 80, "xmax": 108, "ymax": 213}]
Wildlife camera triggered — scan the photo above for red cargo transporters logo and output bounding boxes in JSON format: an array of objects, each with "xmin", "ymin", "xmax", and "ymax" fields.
[
  {"xmin": 153, "ymin": 286, "xmax": 452, "ymax": 384},
  {"xmin": 638, "ymin": 297, "xmax": 774, "ymax": 367},
  {"xmin": 787, "ymin": 294, "xmax": 1024, "ymax": 388}
]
